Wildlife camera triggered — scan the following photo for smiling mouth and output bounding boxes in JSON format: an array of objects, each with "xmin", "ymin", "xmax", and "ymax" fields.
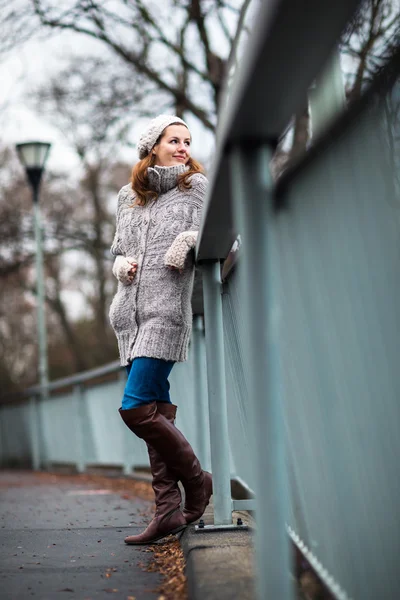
[{"xmin": 173, "ymin": 156, "xmax": 186, "ymax": 160}]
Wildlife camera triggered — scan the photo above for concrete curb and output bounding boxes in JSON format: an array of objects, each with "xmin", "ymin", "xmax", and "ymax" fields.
[{"xmin": 180, "ymin": 503, "xmax": 256, "ymax": 600}]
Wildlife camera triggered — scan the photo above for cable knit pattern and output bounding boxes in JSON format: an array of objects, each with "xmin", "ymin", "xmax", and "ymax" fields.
[
  {"xmin": 109, "ymin": 165, "xmax": 207, "ymax": 366},
  {"xmin": 164, "ymin": 231, "xmax": 198, "ymax": 270}
]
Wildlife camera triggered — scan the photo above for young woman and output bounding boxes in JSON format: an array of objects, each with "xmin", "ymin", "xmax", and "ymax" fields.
[{"xmin": 109, "ymin": 114, "xmax": 212, "ymax": 544}]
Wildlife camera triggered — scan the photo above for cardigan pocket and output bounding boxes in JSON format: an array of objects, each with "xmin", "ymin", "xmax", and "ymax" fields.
[{"xmin": 109, "ymin": 284, "xmax": 135, "ymax": 332}]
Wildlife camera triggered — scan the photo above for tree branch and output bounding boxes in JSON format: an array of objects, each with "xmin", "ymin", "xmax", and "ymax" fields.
[
  {"xmin": 31, "ymin": 1, "xmax": 215, "ymax": 129},
  {"xmin": 227, "ymin": 0, "xmax": 252, "ymax": 67}
]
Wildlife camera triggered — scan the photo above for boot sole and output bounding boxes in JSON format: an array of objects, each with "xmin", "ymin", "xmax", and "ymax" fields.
[{"xmin": 124, "ymin": 524, "xmax": 187, "ymax": 545}]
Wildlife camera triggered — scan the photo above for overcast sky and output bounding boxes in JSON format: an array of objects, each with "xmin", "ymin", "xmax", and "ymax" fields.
[{"xmin": 1, "ymin": 35, "xmax": 80, "ymax": 170}]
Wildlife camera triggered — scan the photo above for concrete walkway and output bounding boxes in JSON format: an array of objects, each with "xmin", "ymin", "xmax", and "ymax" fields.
[{"xmin": 0, "ymin": 471, "xmax": 164, "ymax": 600}]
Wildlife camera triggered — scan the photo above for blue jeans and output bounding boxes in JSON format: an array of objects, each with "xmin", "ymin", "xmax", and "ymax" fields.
[{"xmin": 121, "ymin": 357, "xmax": 175, "ymax": 410}]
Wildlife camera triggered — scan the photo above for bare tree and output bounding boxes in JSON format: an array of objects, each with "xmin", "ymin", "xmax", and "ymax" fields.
[
  {"xmin": 0, "ymin": 271, "xmax": 38, "ymax": 391},
  {"xmin": 0, "ymin": 138, "xmax": 130, "ymax": 393},
  {"xmin": 33, "ymin": 57, "xmax": 140, "ymax": 350},
  {"xmin": 0, "ymin": 0, "xmax": 255, "ymax": 130},
  {"xmin": 341, "ymin": 0, "xmax": 400, "ymax": 100}
]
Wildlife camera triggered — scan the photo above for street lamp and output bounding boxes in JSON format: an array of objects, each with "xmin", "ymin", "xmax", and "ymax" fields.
[
  {"xmin": 16, "ymin": 142, "xmax": 51, "ymax": 467},
  {"xmin": 16, "ymin": 142, "xmax": 51, "ymax": 204}
]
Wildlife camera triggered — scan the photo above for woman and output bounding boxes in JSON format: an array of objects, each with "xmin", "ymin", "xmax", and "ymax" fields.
[{"xmin": 109, "ymin": 114, "xmax": 212, "ymax": 545}]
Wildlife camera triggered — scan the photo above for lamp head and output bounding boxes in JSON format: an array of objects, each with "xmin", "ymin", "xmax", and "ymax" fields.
[{"xmin": 16, "ymin": 142, "xmax": 51, "ymax": 197}]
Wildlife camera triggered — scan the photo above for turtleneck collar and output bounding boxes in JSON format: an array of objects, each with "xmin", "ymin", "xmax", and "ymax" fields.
[{"xmin": 147, "ymin": 164, "xmax": 189, "ymax": 194}]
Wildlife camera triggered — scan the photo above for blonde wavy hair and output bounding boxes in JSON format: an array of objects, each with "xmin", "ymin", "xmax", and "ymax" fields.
[{"xmin": 130, "ymin": 126, "xmax": 205, "ymax": 207}]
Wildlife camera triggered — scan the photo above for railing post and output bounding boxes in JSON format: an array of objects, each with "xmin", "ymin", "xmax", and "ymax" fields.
[
  {"xmin": 192, "ymin": 315, "xmax": 209, "ymax": 469},
  {"xmin": 0, "ymin": 404, "xmax": 5, "ymax": 467},
  {"xmin": 230, "ymin": 143, "xmax": 294, "ymax": 599},
  {"xmin": 118, "ymin": 368, "xmax": 134, "ymax": 476},
  {"xmin": 29, "ymin": 396, "xmax": 41, "ymax": 470},
  {"xmin": 37, "ymin": 394, "xmax": 50, "ymax": 469},
  {"xmin": 74, "ymin": 384, "xmax": 87, "ymax": 473},
  {"xmin": 201, "ymin": 261, "xmax": 232, "ymax": 525}
]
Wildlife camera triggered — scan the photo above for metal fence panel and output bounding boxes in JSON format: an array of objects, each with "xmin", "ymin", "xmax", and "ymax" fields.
[
  {"xmin": 276, "ymin": 81, "xmax": 400, "ymax": 599},
  {"xmin": 84, "ymin": 380, "xmax": 148, "ymax": 468},
  {"xmin": 0, "ymin": 404, "xmax": 31, "ymax": 465},
  {"xmin": 39, "ymin": 392, "xmax": 81, "ymax": 465}
]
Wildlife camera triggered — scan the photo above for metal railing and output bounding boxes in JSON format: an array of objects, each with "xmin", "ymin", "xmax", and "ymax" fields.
[
  {"xmin": 2, "ymin": 1, "xmax": 400, "ymax": 598},
  {"xmin": 0, "ymin": 320, "xmax": 211, "ymax": 475}
]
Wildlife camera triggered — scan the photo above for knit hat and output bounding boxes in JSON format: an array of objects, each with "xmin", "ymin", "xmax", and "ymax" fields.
[{"xmin": 137, "ymin": 114, "xmax": 190, "ymax": 159}]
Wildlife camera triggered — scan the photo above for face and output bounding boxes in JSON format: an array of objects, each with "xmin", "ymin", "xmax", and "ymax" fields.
[{"xmin": 152, "ymin": 124, "xmax": 191, "ymax": 167}]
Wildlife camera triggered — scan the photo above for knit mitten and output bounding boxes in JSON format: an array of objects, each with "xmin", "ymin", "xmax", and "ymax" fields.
[
  {"xmin": 112, "ymin": 255, "xmax": 137, "ymax": 285},
  {"xmin": 164, "ymin": 231, "xmax": 198, "ymax": 270}
]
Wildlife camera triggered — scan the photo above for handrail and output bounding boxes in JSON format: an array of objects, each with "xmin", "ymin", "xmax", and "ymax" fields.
[
  {"xmin": 196, "ymin": 0, "xmax": 362, "ymax": 262},
  {"xmin": 1, "ymin": 360, "xmax": 122, "ymax": 404}
]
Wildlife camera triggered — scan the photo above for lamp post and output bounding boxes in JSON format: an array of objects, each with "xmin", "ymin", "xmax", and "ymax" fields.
[{"xmin": 16, "ymin": 142, "xmax": 51, "ymax": 459}]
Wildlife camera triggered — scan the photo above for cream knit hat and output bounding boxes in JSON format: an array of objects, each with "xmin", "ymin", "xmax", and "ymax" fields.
[{"xmin": 137, "ymin": 114, "xmax": 190, "ymax": 159}]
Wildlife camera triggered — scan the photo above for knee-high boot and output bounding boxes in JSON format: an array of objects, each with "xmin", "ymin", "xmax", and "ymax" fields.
[
  {"xmin": 122, "ymin": 403, "xmax": 186, "ymax": 545},
  {"xmin": 119, "ymin": 402, "xmax": 212, "ymax": 529},
  {"xmin": 150, "ymin": 403, "xmax": 181, "ymax": 511},
  {"xmin": 155, "ymin": 403, "xmax": 213, "ymax": 524}
]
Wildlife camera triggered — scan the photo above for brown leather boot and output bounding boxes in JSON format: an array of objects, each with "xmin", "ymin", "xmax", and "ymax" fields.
[
  {"xmin": 119, "ymin": 402, "xmax": 210, "ymax": 527},
  {"xmin": 156, "ymin": 404, "xmax": 213, "ymax": 524},
  {"xmin": 147, "ymin": 403, "xmax": 182, "ymax": 515},
  {"xmin": 123, "ymin": 402, "xmax": 186, "ymax": 545},
  {"xmin": 124, "ymin": 507, "xmax": 186, "ymax": 545}
]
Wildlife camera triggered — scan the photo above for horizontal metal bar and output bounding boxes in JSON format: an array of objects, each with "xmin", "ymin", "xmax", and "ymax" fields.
[
  {"xmin": 2, "ymin": 360, "xmax": 123, "ymax": 402},
  {"xmin": 195, "ymin": 523, "xmax": 249, "ymax": 533},
  {"xmin": 232, "ymin": 499, "xmax": 256, "ymax": 511}
]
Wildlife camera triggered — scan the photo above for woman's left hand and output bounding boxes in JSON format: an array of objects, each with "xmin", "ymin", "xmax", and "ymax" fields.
[{"xmin": 164, "ymin": 230, "xmax": 198, "ymax": 273}]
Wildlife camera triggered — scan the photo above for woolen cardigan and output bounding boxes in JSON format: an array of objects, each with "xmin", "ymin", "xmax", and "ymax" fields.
[{"xmin": 109, "ymin": 164, "xmax": 207, "ymax": 366}]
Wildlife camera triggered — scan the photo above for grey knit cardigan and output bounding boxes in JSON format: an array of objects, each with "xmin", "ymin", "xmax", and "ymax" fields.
[{"xmin": 109, "ymin": 164, "xmax": 207, "ymax": 366}]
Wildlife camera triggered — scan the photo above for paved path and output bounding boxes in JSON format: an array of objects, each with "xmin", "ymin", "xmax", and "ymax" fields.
[{"xmin": 0, "ymin": 471, "xmax": 162, "ymax": 600}]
